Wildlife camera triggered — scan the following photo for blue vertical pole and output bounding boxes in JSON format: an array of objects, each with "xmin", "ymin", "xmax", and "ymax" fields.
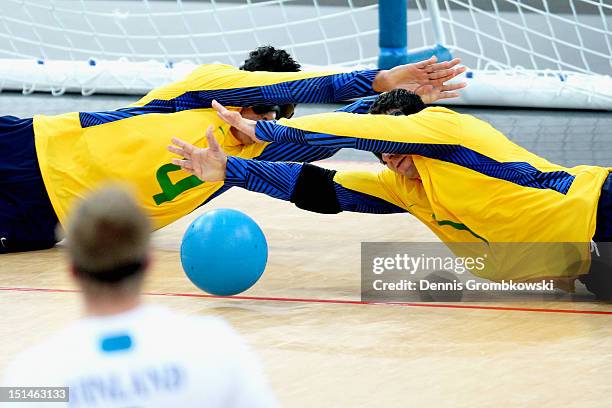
[
  {"xmin": 378, "ymin": 0, "xmax": 408, "ymax": 69},
  {"xmin": 378, "ymin": 0, "xmax": 453, "ymax": 69}
]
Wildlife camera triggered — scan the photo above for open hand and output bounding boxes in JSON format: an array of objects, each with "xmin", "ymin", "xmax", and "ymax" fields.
[
  {"xmin": 211, "ymin": 100, "xmax": 260, "ymax": 143},
  {"xmin": 167, "ymin": 125, "xmax": 227, "ymax": 182},
  {"xmin": 373, "ymin": 56, "xmax": 467, "ymax": 92},
  {"xmin": 412, "ymin": 82, "xmax": 467, "ymax": 104}
]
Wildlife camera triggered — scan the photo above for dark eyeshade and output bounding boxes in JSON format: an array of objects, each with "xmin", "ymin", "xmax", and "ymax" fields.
[{"xmin": 252, "ymin": 104, "xmax": 296, "ymax": 119}]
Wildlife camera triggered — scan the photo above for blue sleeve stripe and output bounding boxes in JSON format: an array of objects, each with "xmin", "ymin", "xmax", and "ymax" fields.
[
  {"xmin": 254, "ymin": 121, "xmax": 276, "ymax": 142},
  {"xmin": 334, "ymin": 182, "xmax": 406, "ymax": 214},
  {"xmin": 225, "ymin": 154, "xmax": 404, "ymax": 214},
  {"xmin": 224, "ymin": 156, "xmax": 301, "ymax": 201},
  {"xmin": 255, "ymin": 121, "xmax": 308, "ymax": 143},
  {"xmin": 288, "ymin": 79, "xmax": 324, "ymax": 103},
  {"xmin": 255, "ymin": 142, "xmax": 339, "ymax": 163},
  {"xmin": 256, "ymin": 122, "xmax": 575, "ymax": 195},
  {"xmin": 256, "ymin": 123, "xmax": 356, "ymax": 148},
  {"xmin": 244, "ymin": 160, "xmax": 301, "ymax": 200},
  {"xmin": 304, "ymin": 133, "xmax": 356, "ymax": 148},
  {"xmin": 336, "ymin": 96, "xmax": 377, "ymax": 114},
  {"xmin": 80, "ymin": 70, "xmax": 380, "ymax": 128},
  {"xmin": 225, "ymin": 156, "xmax": 249, "ymax": 187}
]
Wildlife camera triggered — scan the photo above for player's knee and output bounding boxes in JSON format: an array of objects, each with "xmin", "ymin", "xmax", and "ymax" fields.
[
  {"xmin": 580, "ymin": 261, "xmax": 612, "ymax": 301},
  {"xmin": 0, "ymin": 237, "xmax": 57, "ymax": 253}
]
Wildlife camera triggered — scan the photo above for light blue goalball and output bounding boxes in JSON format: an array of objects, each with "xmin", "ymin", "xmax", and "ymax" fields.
[{"xmin": 180, "ymin": 208, "xmax": 268, "ymax": 296}]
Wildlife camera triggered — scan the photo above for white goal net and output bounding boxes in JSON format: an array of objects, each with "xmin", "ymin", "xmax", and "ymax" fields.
[
  {"xmin": 410, "ymin": 0, "xmax": 612, "ymax": 110},
  {"xmin": 0, "ymin": 0, "xmax": 610, "ymax": 109}
]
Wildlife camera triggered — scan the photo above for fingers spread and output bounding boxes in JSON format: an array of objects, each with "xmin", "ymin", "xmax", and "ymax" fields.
[
  {"xmin": 167, "ymin": 144, "xmax": 188, "ymax": 158},
  {"xmin": 428, "ymin": 69, "xmax": 454, "ymax": 80},
  {"xmin": 452, "ymin": 66, "xmax": 468, "ymax": 78},
  {"xmin": 428, "ymin": 66, "xmax": 466, "ymax": 86},
  {"xmin": 414, "ymin": 55, "xmax": 437, "ymax": 68},
  {"xmin": 440, "ymin": 92, "xmax": 460, "ymax": 100},
  {"xmin": 205, "ymin": 125, "xmax": 221, "ymax": 152},
  {"xmin": 429, "ymin": 65, "xmax": 466, "ymax": 81},
  {"xmin": 211, "ymin": 99, "xmax": 226, "ymax": 113},
  {"xmin": 442, "ymin": 82, "xmax": 467, "ymax": 92},
  {"xmin": 214, "ymin": 107, "xmax": 237, "ymax": 126},
  {"xmin": 442, "ymin": 58, "xmax": 461, "ymax": 69},
  {"xmin": 212, "ymin": 100, "xmax": 235, "ymax": 124},
  {"xmin": 171, "ymin": 158, "xmax": 194, "ymax": 170},
  {"xmin": 415, "ymin": 85, "xmax": 433, "ymax": 95},
  {"xmin": 171, "ymin": 137, "xmax": 195, "ymax": 154},
  {"xmin": 429, "ymin": 73, "xmax": 459, "ymax": 86},
  {"xmin": 216, "ymin": 111, "xmax": 227, "ymax": 123}
]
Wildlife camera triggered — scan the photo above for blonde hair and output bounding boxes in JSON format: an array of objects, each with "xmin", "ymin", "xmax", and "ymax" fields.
[{"xmin": 65, "ymin": 185, "xmax": 151, "ymax": 294}]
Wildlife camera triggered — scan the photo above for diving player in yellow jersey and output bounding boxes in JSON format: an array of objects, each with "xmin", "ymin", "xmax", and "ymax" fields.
[
  {"xmin": 168, "ymin": 90, "xmax": 612, "ymax": 300},
  {"xmin": 0, "ymin": 46, "xmax": 465, "ymax": 253}
]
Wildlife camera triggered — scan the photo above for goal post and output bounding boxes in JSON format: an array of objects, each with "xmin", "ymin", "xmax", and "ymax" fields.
[
  {"xmin": 378, "ymin": 0, "xmax": 410, "ymax": 68},
  {"xmin": 378, "ymin": 0, "xmax": 453, "ymax": 69}
]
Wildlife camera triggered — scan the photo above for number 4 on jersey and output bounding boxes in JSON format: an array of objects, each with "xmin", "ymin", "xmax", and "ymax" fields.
[{"xmin": 153, "ymin": 163, "xmax": 203, "ymax": 205}]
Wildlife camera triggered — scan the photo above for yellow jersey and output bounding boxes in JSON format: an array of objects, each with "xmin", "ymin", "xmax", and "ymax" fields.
[
  {"xmin": 259, "ymin": 106, "xmax": 610, "ymax": 243},
  {"xmin": 252, "ymin": 107, "xmax": 611, "ymax": 280},
  {"xmin": 33, "ymin": 64, "xmax": 379, "ymax": 228}
]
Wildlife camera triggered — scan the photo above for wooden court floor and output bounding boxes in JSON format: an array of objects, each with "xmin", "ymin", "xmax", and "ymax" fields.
[{"xmin": 2, "ymin": 160, "xmax": 612, "ymax": 407}]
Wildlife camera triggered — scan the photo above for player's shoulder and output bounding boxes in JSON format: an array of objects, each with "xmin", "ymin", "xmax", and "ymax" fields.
[
  {"xmin": 193, "ymin": 63, "xmax": 235, "ymax": 72},
  {"xmin": 185, "ymin": 63, "xmax": 237, "ymax": 79},
  {"xmin": 417, "ymin": 106, "xmax": 463, "ymax": 121},
  {"xmin": 423, "ymin": 106, "xmax": 492, "ymax": 132},
  {"xmin": 407, "ymin": 106, "xmax": 465, "ymax": 136},
  {"xmin": 422, "ymin": 106, "xmax": 458, "ymax": 114}
]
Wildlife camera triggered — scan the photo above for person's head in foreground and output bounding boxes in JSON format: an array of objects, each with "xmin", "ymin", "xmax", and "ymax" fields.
[
  {"xmin": 369, "ymin": 89, "xmax": 427, "ymax": 179},
  {"xmin": 239, "ymin": 45, "xmax": 299, "ymax": 122},
  {"xmin": 65, "ymin": 184, "xmax": 150, "ymax": 315},
  {"xmin": 4, "ymin": 185, "xmax": 278, "ymax": 406}
]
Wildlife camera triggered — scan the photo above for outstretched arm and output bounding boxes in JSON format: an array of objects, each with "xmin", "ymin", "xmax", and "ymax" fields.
[
  {"xmin": 136, "ymin": 58, "xmax": 465, "ymax": 108},
  {"xmin": 224, "ymin": 158, "xmax": 406, "ymax": 214},
  {"xmin": 261, "ymin": 81, "xmax": 468, "ymax": 162},
  {"xmin": 254, "ymin": 141, "xmax": 340, "ymax": 163},
  {"xmin": 252, "ymin": 95, "xmax": 379, "ymax": 161},
  {"xmin": 211, "ymin": 100, "xmax": 462, "ymax": 156},
  {"xmin": 168, "ymin": 128, "xmax": 405, "ymax": 215}
]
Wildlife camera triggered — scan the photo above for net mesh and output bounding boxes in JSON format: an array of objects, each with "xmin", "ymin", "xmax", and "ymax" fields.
[
  {"xmin": 409, "ymin": 0, "xmax": 611, "ymax": 76},
  {"xmin": 0, "ymin": 0, "xmax": 379, "ymax": 66},
  {"xmin": 0, "ymin": 0, "xmax": 609, "ymax": 108}
]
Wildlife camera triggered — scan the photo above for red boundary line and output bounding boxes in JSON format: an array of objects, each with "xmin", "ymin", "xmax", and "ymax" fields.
[{"xmin": 1, "ymin": 286, "xmax": 611, "ymax": 315}]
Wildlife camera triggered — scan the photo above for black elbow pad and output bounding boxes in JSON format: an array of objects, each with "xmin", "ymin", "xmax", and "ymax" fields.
[{"xmin": 290, "ymin": 164, "xmax": 341, "ymax": 214}]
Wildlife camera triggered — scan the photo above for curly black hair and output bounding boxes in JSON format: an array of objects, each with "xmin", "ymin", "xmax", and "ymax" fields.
[
  {"xmin": 368, "ymin": 88, "xmax": 426, "ymax": 115},
  {"xmin": 368, "ymin": 89, "xmax": 427, "ymax": 163},
  {"xmin": 240, "ymin": 45, "xmax": 301, "ymax": 72}
]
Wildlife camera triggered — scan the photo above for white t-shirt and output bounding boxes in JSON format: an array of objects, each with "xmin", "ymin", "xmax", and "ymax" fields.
[{"xmin": 2, "ymin": 305, "xmax": 277, "ymax": 407}]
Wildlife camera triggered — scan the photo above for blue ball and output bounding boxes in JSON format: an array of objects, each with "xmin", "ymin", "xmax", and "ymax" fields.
[{"xmin": 180, "ymin": 209, "xmax": 268, "ymax": 296}]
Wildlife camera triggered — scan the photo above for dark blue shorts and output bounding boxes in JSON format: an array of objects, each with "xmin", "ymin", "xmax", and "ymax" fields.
[
  {"xmin": 0, "ymin": 116, "xmax": 58, "ymax": 253},
  {"xmin": 580, "ymin": 172, "xmax": 612, "ymax": 300},
  {"xmin": 594, "ymin": 172, "xmax": 612, "ymax": 242}
]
